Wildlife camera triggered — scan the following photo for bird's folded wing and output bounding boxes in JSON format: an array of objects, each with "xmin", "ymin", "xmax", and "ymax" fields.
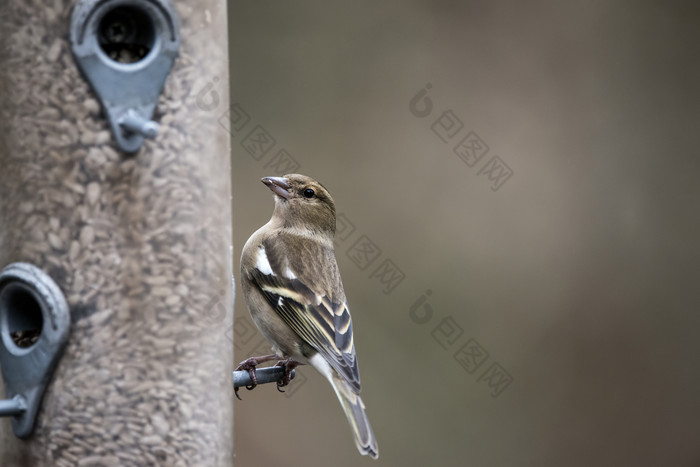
[{"xmin": 246, "ymin": 240, "xmax": 361, "ymax": 392}]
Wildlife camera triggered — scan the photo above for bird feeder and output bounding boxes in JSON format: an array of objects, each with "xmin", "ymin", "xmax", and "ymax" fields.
[{"xmin": 0, "ymin": 0, "xmax": 233, "ymax": 464}]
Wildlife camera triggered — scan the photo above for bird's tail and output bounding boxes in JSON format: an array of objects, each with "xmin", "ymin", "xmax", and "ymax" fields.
[{"xmin": 329, "ymin": 373, "xmax": 379, "ymax": 459}]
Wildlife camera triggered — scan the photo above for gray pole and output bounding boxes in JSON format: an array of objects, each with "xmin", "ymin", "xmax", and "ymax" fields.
[
  {"xmin": 0, "ymin": 0, "xmax": 233, "ymax": 464},
  {"xmin": 0, "ymin": 396, "xmax": 25, "ymax": 418},
  {"xmin": 234, "ymin": 367, "xmax": 296, "ymax": 390}
]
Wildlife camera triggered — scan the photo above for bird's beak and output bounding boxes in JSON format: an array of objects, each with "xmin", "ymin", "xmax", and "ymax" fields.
[{"xmin": 261, "ymin": 176, "xmax": 291, "ymax": 200}]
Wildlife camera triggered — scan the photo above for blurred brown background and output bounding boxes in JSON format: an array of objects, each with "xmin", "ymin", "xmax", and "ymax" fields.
[{"xmin": 227, "ymin": 1, "xmax": 700, "ymax": 466}]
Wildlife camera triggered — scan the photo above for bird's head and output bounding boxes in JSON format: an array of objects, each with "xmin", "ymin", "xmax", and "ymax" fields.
[{"xmin": 262, "ymin": 174, "xmax": 336, "ymax": 236}]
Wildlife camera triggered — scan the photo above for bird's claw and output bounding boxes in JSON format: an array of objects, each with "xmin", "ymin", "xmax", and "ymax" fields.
[
  {"xmin": 274, "ymin": 358, "xmax": 300, "ymax": 392},
  {"xmin": 234, "ymin": 357, "xmax": 263, "ymax": 400}
]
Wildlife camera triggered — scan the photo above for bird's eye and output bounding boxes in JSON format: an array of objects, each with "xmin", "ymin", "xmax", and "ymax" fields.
[{"xmin": 303, "ymin": 188, "xmax": 315, "ymax": 198}]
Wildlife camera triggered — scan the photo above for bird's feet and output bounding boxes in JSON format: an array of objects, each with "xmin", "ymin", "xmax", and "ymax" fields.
[
  {"xmin": 275, "ymin": 358, "xmax": 302, "ymax": 392},
  {"xmin": 234, "ymin": 354, "xmax": 279, "ymax": 400}
]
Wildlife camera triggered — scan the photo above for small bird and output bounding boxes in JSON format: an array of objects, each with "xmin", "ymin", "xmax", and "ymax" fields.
[{"xmin": 237, "ymin": 174, "xmax": 379, "ymax": 459}]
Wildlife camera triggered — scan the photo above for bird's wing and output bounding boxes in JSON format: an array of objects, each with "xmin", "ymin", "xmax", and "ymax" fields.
[{"xmin": 246, "ymin": 234, "xmax": 361, "ymax": 392}]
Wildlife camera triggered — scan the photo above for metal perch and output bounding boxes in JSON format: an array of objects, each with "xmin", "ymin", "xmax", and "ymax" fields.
[
  {"xmin": 233, "ymin": 366, "xmax": 296, "ymax": 389},
  {"xmin": 0, "ymin": 395, "xmax": 26, "ymax": 418}
]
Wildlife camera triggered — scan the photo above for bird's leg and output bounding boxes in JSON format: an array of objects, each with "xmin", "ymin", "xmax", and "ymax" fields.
[
  {"xmin": 274, "ymin": 358, "xmax": 303, "ymax": 392},
  {"xmin": 234, "ymin": 354, "xmax": 279, "ymax": 400}
]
